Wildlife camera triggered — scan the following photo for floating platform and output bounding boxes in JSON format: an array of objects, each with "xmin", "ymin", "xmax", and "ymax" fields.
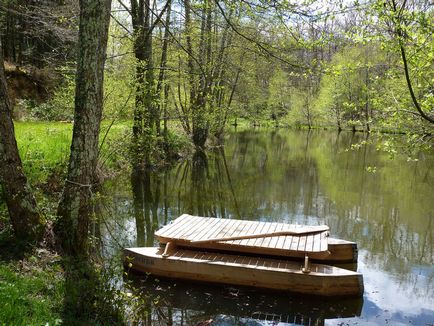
[
  {"xmin": 124, "ymin": 247, "xmax": 364, "ymax": 297},
  {"xmin": 155, "ymin": 214, "xmax": 357, "ymax": 263}
]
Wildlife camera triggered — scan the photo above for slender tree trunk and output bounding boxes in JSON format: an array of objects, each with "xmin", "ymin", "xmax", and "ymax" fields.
[
  {"xmin": 364, "ymin": 66, "xmax": 370, "ymax": 132},
  {"xmin": 131, "ymin": 0, "xmax": 168, "ymax": 165},
  {"xmin": 388, "ymin": 0, "xmax": 434, "ymax": 124},
  {"xmin": 157, "ymin": 0, "xmax": 172, "ymax": 144},
  {"xmin": 336, "ymin": 107, "xmax": 342, "ymax": 132},
  {"xmin": 192, "ymin": 0, "xmax": 212, "ymax": 148},
  {"xmin": 184, "ymin": 0, "xmax": 196, "ymax": 102},
  {"xmin": 131, "ymin": 0, "xmax": 148, "ymax": 158},
  {"xmin": 56, "ymin": 0, "xmax": 112, "ymax": 257},
  {"xmin": 0, "ymin": 37, "xmax": 43, "ymax": 243}
]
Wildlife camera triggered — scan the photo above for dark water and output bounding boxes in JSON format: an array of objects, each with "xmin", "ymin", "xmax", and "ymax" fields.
[{"xmin": 102, "ymin": 130, "xmax": 434, "ymax": 325}]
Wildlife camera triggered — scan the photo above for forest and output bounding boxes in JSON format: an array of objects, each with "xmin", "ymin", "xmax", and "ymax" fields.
[{"xmin": 0, "ymin": 0, "xmax": 433, "ymax": 324}]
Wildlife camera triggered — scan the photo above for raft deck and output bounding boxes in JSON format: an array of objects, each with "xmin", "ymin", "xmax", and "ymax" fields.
[
  {"xmin": 155, "ymin": 214, "xmax": 357, "ymax": 263},
  {"xmin": 124, "ymin": 247, "xmax": 364, "ymax": 297}
]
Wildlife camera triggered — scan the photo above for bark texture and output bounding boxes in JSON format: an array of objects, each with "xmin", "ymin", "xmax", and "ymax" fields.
[
  {"xmin": 0, "ymin": 37, "xmax": 43, "ymax": 242},
  {"xmin": 56, "ymin": 0, "xmax": 112, "ymax": 257}
]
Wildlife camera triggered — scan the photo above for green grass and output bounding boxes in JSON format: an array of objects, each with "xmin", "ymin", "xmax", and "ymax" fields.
[
  {"xmin": 14, "ymin": 121, "xmax": 131, "ymax": 184},
  {"xmin": 15, "ymin": 122, "xmax": 73, "ymax": 183},
  {"xmin": 0, "ymin": 256, "xmax": 64, "ymax": 325}
]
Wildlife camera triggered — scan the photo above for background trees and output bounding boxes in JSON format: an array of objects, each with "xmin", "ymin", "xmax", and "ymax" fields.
[
  {"xmin": 0, "ymin": 0, "xmax": 432, "ymax": 247},
  {"xmin": 0, "ymin": 0, "xmax": 78, "ymax": 67}
]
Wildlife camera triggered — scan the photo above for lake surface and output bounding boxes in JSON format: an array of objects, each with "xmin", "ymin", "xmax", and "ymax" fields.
[{"xmin": 102, "ymin": 129, "xmax": 434, "ymax": 325}]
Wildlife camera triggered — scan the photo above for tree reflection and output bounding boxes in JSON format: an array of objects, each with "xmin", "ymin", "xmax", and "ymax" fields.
[
  {"xmin": 171, "ymin": 148, "xmax": 241, "ymax": 219},
  {"xmin": 131, "ymin": 167, "xmax": 161, "ymax": 247},
  {"xmin": 120, "ymin": 129, "xmax": 434, "ymax": 321},
  {"xmin": 124, "ymin": 276, "xmax": 363, "ymax": 326}
]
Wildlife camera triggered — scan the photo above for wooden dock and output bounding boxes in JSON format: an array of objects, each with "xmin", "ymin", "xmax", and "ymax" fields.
[
  {"xmin": 155, "ymin": 214, "xmax": 357, "ymax": 263},
  {"xmin": 124, "ymin": 247, "xmax": 364, "ymax": 297}
]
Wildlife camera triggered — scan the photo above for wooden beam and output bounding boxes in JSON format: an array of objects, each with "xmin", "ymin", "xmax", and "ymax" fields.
[{"xmin": 190, "ymin": 226, "xmax": 330, "ymax": 244}]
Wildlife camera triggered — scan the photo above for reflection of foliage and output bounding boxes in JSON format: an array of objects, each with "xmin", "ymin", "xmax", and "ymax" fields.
[
  {"xmin": 123, "ymin": 275, "xmax": 363, "ymax": 325},
  {"xmin": 104, "ymin": 130, "xmax": 433, "ymax": 294},
  {"xmin": 309, "ymin": 132, "xmax": 433, "ymax": 267}
]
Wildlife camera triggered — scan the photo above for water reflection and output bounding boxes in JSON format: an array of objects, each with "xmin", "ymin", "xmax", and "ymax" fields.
[
  {"xmin": 125, "ymin": 274, "xmax": 363, "ymax": 326},
  {"xmin": 103, "ymin": 130, "xmax": 434, "ymax": 325},
  {"xmin": 131, "ymin": 167, "xmax": 160, "ymax": 247}
]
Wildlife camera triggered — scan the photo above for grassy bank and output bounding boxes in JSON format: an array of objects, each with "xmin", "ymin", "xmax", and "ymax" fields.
[
  {"xmin": 0, "ymin": 121, "xmax": 131, "ymax": 325},
  {"xmin": 0, "ymin": 248, "xmax": 64, "ymax": 325},
  {"xmin": 14, "ymin": 121, "xmax": 132, "ymax": 184},
  {"xmin": 0, "ymin": 120, "xmax": 191, "ymax": 325}
]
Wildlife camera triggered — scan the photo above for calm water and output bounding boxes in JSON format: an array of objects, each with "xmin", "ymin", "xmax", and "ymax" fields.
[{"xmin": 102, "ymin": 130, "xmax": 434, "ymax": 325}]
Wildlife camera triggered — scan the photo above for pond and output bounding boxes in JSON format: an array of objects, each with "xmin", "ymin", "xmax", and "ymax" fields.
[{"xmin": 102, "ymin": 129, "xmax": 434, "ymax": 325}]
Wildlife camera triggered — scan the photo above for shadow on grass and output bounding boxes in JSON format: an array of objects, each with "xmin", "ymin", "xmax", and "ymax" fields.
[
  {"xmin": 0, "ymin": 228, "xmax": 64, "ymax": 325},
  {"xmin": 0, "ymin": 226, "xmax": 30, "ymax": 261},
  {"xmin": 61, "ymin": 255, "xmax": 125, "ymax": 325},
  {"xmin": 0, "ymin": 227, "xmax": 125, "ymax": 325}
]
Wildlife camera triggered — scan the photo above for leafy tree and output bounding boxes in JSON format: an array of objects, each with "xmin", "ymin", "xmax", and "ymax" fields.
[{"xmin": 373, "ymin": 0, "xmax": 433, "ymax": 124}]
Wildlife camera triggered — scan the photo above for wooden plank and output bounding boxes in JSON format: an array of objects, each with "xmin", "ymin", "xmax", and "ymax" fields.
[
  {"xmin": 247, "ymin": 220, "xmax": 264, "ymax": 247},
  {"xmin": 260, "ymin": 222, "xmax": 278, "ymax": 248},
  {"xmin": 273, "ymin": 223, "xmax": 286, "ymax": 249},
  {"xmin": 254, "ymin": 221, "xmax": 270, "ymax": 248},
  {"xmin": 163, "ymin": 214, "xmax": 190, "ymax": 232},
  {"xmin": 305, "ymin": 234, "xmax": 314, "ymax": 252},
  {"xmin": 239, "ymin": 220, "xmax": 260, "ymax": 245},
  {"xmin": 124, "ymin": 247, "xmax": 364, "ymax": 297},
  {"xmin": 191, "ymin": 225, "xmax": 330, "ymax": 244},
  {"xmin": 243, "ymin": 221, "xmax": 262, "ymax": 247},
  {"xmin": 206, "ymin": 218, "xmax": 231, "ymax": 241},
  {"xmin": 319, "ymin": 233, "xmax": 326, "ymax": 252},
  {"xmin": 188, "ymin": 216, "xmax": 219, "ymax": 240},
  {"xmin": 154, "ymin": 215, "xmax": 357, "ymax": 263},
  {"xmin": 201, "ymin": 217, "xmax": 231, "ymax": 242},
  {"xmin": 166, "ymin": 214, "xmax": 201, "ymax": 239},
  {"xmin": 214, "ymin": 218, "xmax": 239, "ymax": 242},
  {"xmin": 282, "ymin": 234, "xmax": 293, "ymax": 251},
  {"xmin": 298, "ymin": 235, "xmax": 307, "ymax": 252},
  {"xmin": 293, "ymin": 234, "xmax": 301, "ymax": 252},
  {"xmin": 195, "ymin": 219, "xmax": 224, "ymax": 240},
  {"xmin": 236, "ymin": 220, "xmax": 259, "ymax": 247},
  {"xmin": 313, "ymin": 233, "xmax": 321, "ymax": 252},
  {"xmin": 156, "ymin": 214, "xmax": 190, "ymax": 237}
]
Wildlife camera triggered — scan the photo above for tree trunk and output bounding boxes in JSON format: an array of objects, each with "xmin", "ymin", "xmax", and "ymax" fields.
[
  {"xmin": 130, "ymin": 0, "xmax": 167, "ymax": 165},
  {"xmin": 156, "ymin": 0, "xmax": 172, "ymax": 145},
  {"xmin": 0, "ymin": 37, "xmax": 43, "ymax": 243},
  {"xmin": 56, "ymin": 0, "xmax": 112, "ymax": 257},
  {"xmin": 192, "ymin": 0, "xmax": 212, "ymax": 148},
  {"xmin": 388, "ymin": 0, "xmax": 434, "ymax": 124},
  {"xmin": 364, "ymin": 66, "xmax": 370, "ymax": 132}
]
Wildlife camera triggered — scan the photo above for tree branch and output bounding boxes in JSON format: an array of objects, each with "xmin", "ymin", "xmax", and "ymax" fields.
[{"xmin": 214, "ymin": 0, "xmax": 305, "ymax": 69}]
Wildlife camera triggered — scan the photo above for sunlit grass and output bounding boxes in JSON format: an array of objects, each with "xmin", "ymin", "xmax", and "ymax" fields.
[
  {"xmin": 15, "ymin": 122, "xmax": 72, "ymax": 183},
  {"xmin": 14, "ymin": 121, "xmax": 131, "ymax": 184}
]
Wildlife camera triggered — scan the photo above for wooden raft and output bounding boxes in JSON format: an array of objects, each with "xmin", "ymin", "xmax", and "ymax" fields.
[
  {"xmin": 155, "ymin": 214, "xmax": 331, "ymax": 260},
  {"xmin": 124, "ymin": 247, "xmax": 364, "ymax": 297}
]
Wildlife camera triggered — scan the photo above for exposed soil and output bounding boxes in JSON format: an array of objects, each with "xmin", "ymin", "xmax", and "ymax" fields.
[{"xmin": 4, "ymin": 61, "xmax": 58, "ymax": 118}]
